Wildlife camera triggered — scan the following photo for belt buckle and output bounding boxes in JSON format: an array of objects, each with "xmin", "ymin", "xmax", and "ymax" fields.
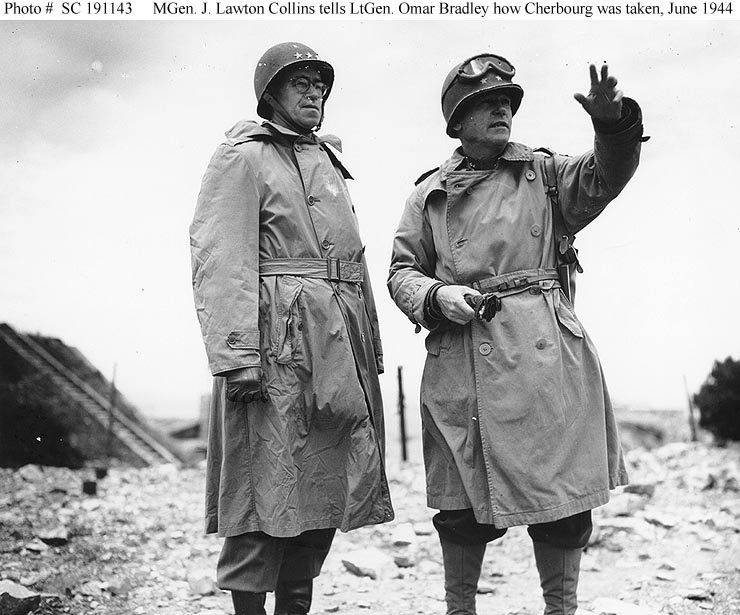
[{"xmin": 327, "ymin": 257, "xmax": 341, "ymax": 282}]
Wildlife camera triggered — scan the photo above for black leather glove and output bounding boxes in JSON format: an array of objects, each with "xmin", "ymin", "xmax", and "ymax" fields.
[
  {"xmin": 464, "ymin": 293, "xmax": 502, "ymax": 322},
  {"xmin": 225, "ymin": 367, "xmax": 268, "ymax": 403}
]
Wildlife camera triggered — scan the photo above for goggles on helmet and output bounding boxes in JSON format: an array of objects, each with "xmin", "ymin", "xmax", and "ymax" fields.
[
  {"xmin": 441, "ymin": 51, "xmax": 523, "ymax": 137},
  {"xmin": 456, "ymin": 54, "xmax": 516, "ymax": 82}
]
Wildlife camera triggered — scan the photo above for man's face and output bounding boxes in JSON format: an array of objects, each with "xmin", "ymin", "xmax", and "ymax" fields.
[
  {"xmin": 456, "ymin": 92, "xmax": 513, "ymax": 156},
  {"xmin": 273, "ymin": 66, "xmax": 326, "ymax": 132}
]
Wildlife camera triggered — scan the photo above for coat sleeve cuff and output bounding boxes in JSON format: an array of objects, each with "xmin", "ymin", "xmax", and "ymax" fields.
[
  {"xmin": 410, "ymin": 279, "xmax": 448, "ymax": 331},
  {"xmin": 208, "ymin": 329, "xmax": 261, "ymax": 376},
  {"xmin": 592, "ymin": 98, "xmax": 648, "ymax": 145}
]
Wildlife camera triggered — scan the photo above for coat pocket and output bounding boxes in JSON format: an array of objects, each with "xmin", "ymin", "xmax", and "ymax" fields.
[
  {"xmin": 271, "ymin": 276, "xmax": 304, "ymax": 364},
  {"xmin": 553, "ymin": 291, "xmax": 584, "ymax": 339},
  {"xmin": 424, "ymin": 328, "xmax": 454, "ymax": 356}
]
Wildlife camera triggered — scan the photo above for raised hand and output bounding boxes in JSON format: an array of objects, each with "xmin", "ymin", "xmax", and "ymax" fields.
[{"xmin": 574, "ymin": 63, "xmax": 623, "ymax": 122}]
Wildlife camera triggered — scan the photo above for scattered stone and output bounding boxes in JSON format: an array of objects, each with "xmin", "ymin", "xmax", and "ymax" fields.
[
  {"xmin": 17, "ymin": 465, "xmax": 44, "ymax": 483},
  {"xmin": 78, "ymin": 580, "xmax": 105, "ymax": 597},
  {"xmin": 595, "ymin": 517, "xmax": 656, "ymax": 542},
  {"xmin": 394, "ymin": 555, "xmax": 414, "ymax": 568},
  {"xmin": 598, "ymin": 493, "xmax": 648, "ymax": 517},
  {"xmin": 685, "ymin": 587, "xmax": 712, "ymax": 601},
  {"xmin": 642, "ymin": 512, "xmax": 679, "ymax": 529},
  {"xmin": 476, "ymin": 582, "xmax": 496, "ymax": 594},
  {"xmin": 106, "ymin": 576, "xmax": 133, "ymax": 597},
  {"xmin": 624, "ymin": 483, "xmax": 656, "ymax": 498},
  {"xmin": 412, "ymin": 521, "xmax": 435, "ymax": 536},
  {"xmin": 0, "ymin": 580, "xmax": 41, "ymax": 615},
  {"xmin": 19, "ymin": 568, "xmax": 53, "ymax": 587},
  {"xmin": 23, "ymin": 539, "xmax": 49, "ymax": 554},
  {"xmin": 36, "ymin": 525, "xmax": 70, "ymax": 546},
  {"xmin": 341, "ymin": 548, "xmax": 396, "ymax": 580},
  {"xmin": 655, "ymin": 572, "xmax": 675, "ymax": 582},
  {"xmin": 391, "ymin": 522, "xmax": 417, "ymax": 546},
  {"xmin": 187, "ymin": 571, "xmax": 216, "ymax": 596},
  {"xmin": 80, "ymin": 498, "xmax": 101, "ymax": 512},
  {"xmin": 591, "ymin": 597, "xmax": 661, "ymax": 615}
]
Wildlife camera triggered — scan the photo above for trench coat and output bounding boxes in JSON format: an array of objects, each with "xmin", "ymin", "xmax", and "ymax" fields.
[
  {"xmin": 191, "ymin": 120, "xmax": 394, "ymax": 538},
  {"xmin": 388, "ymin": 100, "xmax": 646, "ymax": 528}
]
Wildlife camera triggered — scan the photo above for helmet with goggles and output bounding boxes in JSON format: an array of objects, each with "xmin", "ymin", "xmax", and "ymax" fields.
[
  {"xmin": 441, "ymin": 53, "xmax": 524, "ymax": 137},
  {"xmin": 254, "ymin": 42, "xmax": 335, "ymax": 120}
]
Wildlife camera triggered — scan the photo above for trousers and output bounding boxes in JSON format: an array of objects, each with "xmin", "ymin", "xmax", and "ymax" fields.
[
  {"xmin": 433, "ymin": 509, "xmax": 592, "ymax": 548},
  {"xmin": 217, "ymin": 528, "xmax": 336, "ymax": 593}
]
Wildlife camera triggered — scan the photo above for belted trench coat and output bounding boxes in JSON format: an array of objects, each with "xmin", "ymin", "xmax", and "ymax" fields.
[
  {"xmin": 388, "ymin": 100, "xmax": 645, "ymax": 528},
  {"xmin": 191, "ymin": 120, "xmax": 393, "ymax": 538}
]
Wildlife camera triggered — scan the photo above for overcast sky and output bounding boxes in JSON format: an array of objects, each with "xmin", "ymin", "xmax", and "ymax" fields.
[{"xmin": 1, "ymin": 19, "xmax": 739, "ymax": 444}]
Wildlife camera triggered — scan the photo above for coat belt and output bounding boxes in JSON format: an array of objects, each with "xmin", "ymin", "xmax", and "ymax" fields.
[
  {"xmin": 470, "ymin": 268, "xmax": 560, "ymax": 294},
  {"xmin": 259, "ymin": 258, "xmax": 365, "ymax": 283}
]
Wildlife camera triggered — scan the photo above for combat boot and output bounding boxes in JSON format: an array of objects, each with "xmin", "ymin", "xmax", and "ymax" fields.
[
  {"xmin": 274, "ymin": 578, "xmax": 313, "ymax": 614},
  {"xmin": 532, "ymin": 541, "xmax": 582, "ymax": 615},
  {"xmin": 231, "ymin": 590, "xmax": 267, "ymax": 615},
  {"xmin": 439, "ymin": 536, "xmax": 486, "ymax": 615}
]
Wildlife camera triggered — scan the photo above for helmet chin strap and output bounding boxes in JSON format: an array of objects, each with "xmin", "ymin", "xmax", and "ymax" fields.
[{"xmin": 263, "ymin": 92, "xmax": 324, "ymax": 134}]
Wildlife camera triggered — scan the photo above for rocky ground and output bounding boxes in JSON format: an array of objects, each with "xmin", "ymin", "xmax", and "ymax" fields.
[{"xmin": 1, "ymin": 438, "xmax": 739, "ymax": 615}]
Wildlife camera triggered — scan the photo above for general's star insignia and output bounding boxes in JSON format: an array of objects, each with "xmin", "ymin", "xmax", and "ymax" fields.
[{"xmin": 294, "ymin": 52, "xmax": 303, "ymax": 59}]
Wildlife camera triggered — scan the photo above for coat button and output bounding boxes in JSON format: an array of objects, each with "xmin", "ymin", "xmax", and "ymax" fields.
[
  {"xmin": 321, "ymin": 239, "xmax": 331, "ymax": 249},
  {"xmin": 530, "ymin": 224, "xmax": 542, "ymax": 237},
  {"xmin": 479, "ymin": 343, "xmax": 492, "ymax": 356},
  {"xmin": 525, "ymin": 169, "xmax": 536, "ymax": 181},
  {"xmin": 529, "ymin": 286, "xmax": 542, "ymax": 295},
  {"xmin": 535, "ymin": 339, "xmax": 546, "ymax": 350},
  {"xmin": 361, "ymin": 332, "xmax": 366, "ymax": 342},
  {"xmin": 294, "ymin": 143, "xmax": 302, "ymax": 152},
  {"xmin": 465, "ymin": 187, "xmax": 473, "ymax": 195},
  {"xmin": 307, "ymin": 195, "xmax": 315, "ymax": 206}
]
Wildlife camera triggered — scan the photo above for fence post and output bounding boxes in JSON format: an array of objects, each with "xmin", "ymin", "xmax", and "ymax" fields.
[
  {"xmin": 397, "ymin": 366, "xmax": 408, "ymax": 462},
  {"xmin": 684, "ymin": 374, "xmax": 698, "ymax": 442}
]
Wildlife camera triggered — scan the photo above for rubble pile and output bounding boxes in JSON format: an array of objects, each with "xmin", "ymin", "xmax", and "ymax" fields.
[{"xmin": 1, "ymin": 442, "xmax": 738, "ymax": 615}]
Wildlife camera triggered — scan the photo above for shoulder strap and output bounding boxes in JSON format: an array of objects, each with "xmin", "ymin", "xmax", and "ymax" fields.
[
  {"xmin": 535, "ymin": 148, "xmax": 582, "ymax": 304},
  {"xmin": 319, "ymin": 143, "xmax": 353, "ymax": 180},
  {"xmin": 415, "ymin": 167, "xmax": 440, "ymax": 186}
]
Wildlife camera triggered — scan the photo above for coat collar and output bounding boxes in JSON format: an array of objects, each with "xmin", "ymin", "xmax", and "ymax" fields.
[
  {"xmin": 439, "ymin": 141, "xmax": 535, "ymax": 178},
  {"xmin": 415, "ymin": 141, "xmax": 535, "ymax": 205},
  {"xmin": 223, "ymin": 119, "xmax": 343, "ymax": 152}
]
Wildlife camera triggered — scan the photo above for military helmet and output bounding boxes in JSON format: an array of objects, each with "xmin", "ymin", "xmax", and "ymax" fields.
[
  {"xmin": 254, "ymin": 42, "xmax": 335, "ymax": 119},
  {"xmin": 441, "ymin": 53, "xmax": 524, "ymax": 137}
]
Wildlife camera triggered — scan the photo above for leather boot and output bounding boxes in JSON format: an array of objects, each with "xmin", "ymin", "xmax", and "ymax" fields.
[
  {"xmin": 439, "ymin": 536, "xmax": 486, "ymax": 615},
  {"xmin": 532, "ymin": 541, "xmax": 582, "ymax": 615},
  {"xmin": 274, "ymin": 578, "xmax": 313, "ymax": 615},
  {"xmin": 231, "ymin": 590, "xmax": 267, "ymax": 615}
]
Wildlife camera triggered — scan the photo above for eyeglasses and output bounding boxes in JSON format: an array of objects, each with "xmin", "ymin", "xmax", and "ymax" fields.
[
  {"xmin": 288, "ymin": 76, "xmax": 328, "ymax": 98},
  {"xmin": 457, "ymin": 54, "xmax": 516, "ymax": 82}
]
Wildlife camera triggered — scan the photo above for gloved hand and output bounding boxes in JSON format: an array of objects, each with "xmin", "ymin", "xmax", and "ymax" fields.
[
  {"xmin": 464, "ymin": 293, "xmax": 502, "ymax": 322},
  {"xmin": 225, "ymin": 366, "xmax": 268, "ymax": 403}
]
